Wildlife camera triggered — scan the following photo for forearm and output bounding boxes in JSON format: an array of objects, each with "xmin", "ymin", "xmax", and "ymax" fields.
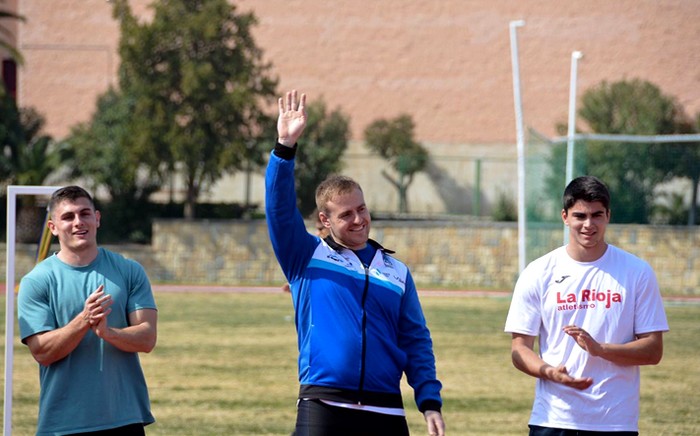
[
  {"xmin": 594, "ymin": 333, "xmax": 663, "ymax": 366},
  {"xmin": 95, "ymin": 308, "xmax": 158, "ymax": 353},
  {"xmin": 511, "ymin": 342, "xmax": 554, "ymax": 380},
  {"xmin": 26, "ymin": 313, "xmax": 91, "ymax": 366},
  {"xmin": 265, "ymin": 151, "xmax": 317, "ymax": 275},
  {"xmin": 100, "ymin": 322, "xmax": 157, "ymax": 353},
  {"xmin": 400, "ymin": 283, "xmax": 442, "ymax": 409},
  {"xmin": 265, "ymin": 149, "xmax": 298, "ymax": 223},
  {"xmin": 404, "ymin": 344, "xmax": 443, "ymax": 409}
]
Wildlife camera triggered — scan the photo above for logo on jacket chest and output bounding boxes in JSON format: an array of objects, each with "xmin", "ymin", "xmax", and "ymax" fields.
[
  {"xmin": 325, "ymin": 252, "xmax": 356, "ymax": 269},
  {"xmin": 556, "ymin": 289, "xmax": 622, "ymax": 309}
]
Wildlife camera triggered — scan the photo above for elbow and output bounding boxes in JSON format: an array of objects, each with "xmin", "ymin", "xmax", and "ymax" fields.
[
  {"xmin": 645, "ymin": 338, "xmax": 664, "ymax": 365},
  {"xmin": 32, "ymin": 352, "xmax": 58, "ymax": 367},
  {"xmin": 26, "ymin": 342, "xmax": 59, "ymax": 367},
  {"xmin": 628, "ymin": 332, "xmax": 664, "ymax": 366},
  {"xmin": 143, "ymin": 334, "xmax": 157, "ymax": 353},
  {"xmin": 648, "ymin": 349, "xmax": 663, "ymax": 365},
  {"xmin": 34, "ymin": 356, "xmax": 51, "ymax": 367},
  {"xmin": 511, "ymin": 350, "xmax": 527, "ymax": 372},
  {"xmin": 637, "ymin": 343, "xmax": 663, "ymax": 366},
  {"xmin": 510, "ymin": 352, "xmax": 519, "ymax": 369}
]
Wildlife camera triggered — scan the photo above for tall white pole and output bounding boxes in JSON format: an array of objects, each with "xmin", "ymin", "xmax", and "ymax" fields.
[
  {"xmin": 565, "ymin": 51, "xmax": 583, "ymax": 184},
  {"xmin": 4, "ymin": 185, "xmax": 62, "ymax": 436},
  {"xmin": 564, "ymin": 51, "xmax": 583, "ymax": 244},
  {"xmin": 4, "ymin": 189, "xmax": 17, "ymax": 436},
  {"xmin": 509, "ymin": 19, "xmax": 526, "ymax": 273}
]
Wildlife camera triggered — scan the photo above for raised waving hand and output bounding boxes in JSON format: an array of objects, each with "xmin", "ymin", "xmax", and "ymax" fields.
[{"xmin": 277, "ymin": 89, "xmax": 307, "ymax": 147}]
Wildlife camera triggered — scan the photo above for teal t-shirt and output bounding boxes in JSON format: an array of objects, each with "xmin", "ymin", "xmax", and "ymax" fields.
[{"xmin": 18, "ymin": 248, "xmax": 157, "ymax": 435}]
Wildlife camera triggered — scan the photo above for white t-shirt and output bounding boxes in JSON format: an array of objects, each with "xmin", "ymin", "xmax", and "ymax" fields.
[{"xmin": 504, "ymin": 245, "xmax": 668, "ymax": 432}]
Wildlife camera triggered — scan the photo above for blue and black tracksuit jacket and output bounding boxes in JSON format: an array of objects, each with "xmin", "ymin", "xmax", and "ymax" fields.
[{"xmin": 265, "ymin": 143, "xmax": 442, "ymax": 413}]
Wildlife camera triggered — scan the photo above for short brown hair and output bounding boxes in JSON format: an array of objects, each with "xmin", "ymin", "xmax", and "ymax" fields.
[
  {"xmin": 48, "ymin": 186, "xmax": 95, "ymax": 217},
  {"xmin": 315, "ymin": 175, "xmax": 363, "ymax": 215}
]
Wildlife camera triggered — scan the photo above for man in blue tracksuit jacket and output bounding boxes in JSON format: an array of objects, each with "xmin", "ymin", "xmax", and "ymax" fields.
[{"xmin": 266, "ymin": 90, "xmax": 445, "ymax": 436}]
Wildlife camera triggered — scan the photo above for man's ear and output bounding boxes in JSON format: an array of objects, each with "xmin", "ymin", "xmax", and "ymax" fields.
[
  {"xmin": 319, "ymin": 211, "xmax": 331, "ymax": 228},
  {"xmin": 47, "ymin": 219, "xmax": 58, "ymax": 236},
  {"xmin": 95, "ymin": 210, "xmax": 101, "ymax": 228}
]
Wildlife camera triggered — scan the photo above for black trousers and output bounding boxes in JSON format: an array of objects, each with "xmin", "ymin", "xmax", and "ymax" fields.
[
  {"xmin": 529, "ymin": 424, "xmax": 638, "ymax": 436},
  {"xmin": 66, "ymin": 423, "xmax": 145, "ymax": 436},
  {"xmin": 294, "ymin": 399, "xmax": 410, "ymax": 436}
]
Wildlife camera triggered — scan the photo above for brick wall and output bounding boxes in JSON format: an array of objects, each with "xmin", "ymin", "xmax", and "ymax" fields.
[
  {"xmin": 8, "ymin": 1, "xmax": 700, "ymax": 213},
  {"xmin": 4, "ymin": 220, "xmax": 698, "ymax": 296}
]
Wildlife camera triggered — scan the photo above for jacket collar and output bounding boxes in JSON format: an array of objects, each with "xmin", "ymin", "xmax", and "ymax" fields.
[{"xmin": 323, "ymin": 235, "xmax": 395, "ymax": 255}]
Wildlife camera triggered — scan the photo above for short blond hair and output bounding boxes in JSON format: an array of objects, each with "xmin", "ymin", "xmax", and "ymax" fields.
[{"xmin": 315, "ymin": 175, "xmax": 363, "ymax": 215}]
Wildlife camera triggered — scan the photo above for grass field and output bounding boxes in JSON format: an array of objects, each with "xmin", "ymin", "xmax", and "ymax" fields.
[{"xmin": 2, "ymin": 292, "xmax": 699, "ymax": 435}]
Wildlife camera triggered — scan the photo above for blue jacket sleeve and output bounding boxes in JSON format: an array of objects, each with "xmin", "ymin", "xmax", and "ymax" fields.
[
  {"xmin": 265, "ymin": 145, "xmax": 320, "ymax": 282},
  {"xmin": 398, "ymin": 271, "xmax": 443, "ymax": 413}
]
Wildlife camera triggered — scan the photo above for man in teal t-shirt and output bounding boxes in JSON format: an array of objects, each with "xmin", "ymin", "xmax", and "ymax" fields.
[{"xmin": 18, "ymin": 186, "xmax": 158, "ymax": 436}]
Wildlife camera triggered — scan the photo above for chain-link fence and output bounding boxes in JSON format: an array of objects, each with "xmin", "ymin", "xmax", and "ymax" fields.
[{"xmin": 524, "ymin": 128, "xmax": 700, "ymax": 263}]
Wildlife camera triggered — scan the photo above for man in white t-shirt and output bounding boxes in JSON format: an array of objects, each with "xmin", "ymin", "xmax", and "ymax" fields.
[{"xmin": 504, "ymin": 176, "xmax": 668, "ymax": 436}]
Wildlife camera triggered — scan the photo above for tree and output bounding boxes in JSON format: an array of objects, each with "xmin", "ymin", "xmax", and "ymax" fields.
[
  {"xmin": 689, "ymin": 114, "xmax": 700, "ymax": 225},
  {"xmin": 0, "ymin": 85, "xmax": 64, "ymax": 241},
  {"xmin": 0, "ymin": 85, "xmax": 63, "ymax": 188},
  {"xmin": 651, "ymin": 113, "xmax": 700, "ymax": 226},
  {"xmin": 555, "ymin": 79, "xmax": 692, "ymax": 224},
  {"xmin": 112, "ymin": 0, "xmax": 277, "ymax": 219},
  {"xmin": 364, "ymin": 114, "xmax": 428, "ymax": 213},
  {"xmin": 64, "ymin": 87, "xmax": 162, "ymax": 241},
  {"xmin": 0, "ymin": 6, "xmax": 24, "ymax": 63},
  {"xmin": 579, "ymin": 79, "xmax": 679, "ymax": 135},
  {"xmin": 293, "ymin": 97, "xmax": 350, "ymax": 217},
  {"xmin": 65, "ymin": 88, "xmax": 160, "ymax": 201}
]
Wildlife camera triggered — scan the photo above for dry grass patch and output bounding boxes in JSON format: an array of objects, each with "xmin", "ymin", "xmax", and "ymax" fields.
[{"xmin": 2, "ymin": 293, "xmax": 698, "ymax": 435}]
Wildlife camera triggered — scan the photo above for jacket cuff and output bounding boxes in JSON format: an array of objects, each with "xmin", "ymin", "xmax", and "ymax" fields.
[
  {"xmin": 418, "ymin": 399, "xmax": 442, "ymax": 413},
  {"xmin": 274, "ymin": 142, "xmax": 297, "ymax": 160}
]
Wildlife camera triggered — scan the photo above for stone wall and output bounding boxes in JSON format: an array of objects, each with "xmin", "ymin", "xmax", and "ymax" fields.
[{"xmin": 3, "ymin": 220, "xmax": 698, "ymax": 296}]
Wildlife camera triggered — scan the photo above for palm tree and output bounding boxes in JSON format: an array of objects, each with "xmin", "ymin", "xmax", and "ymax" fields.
[
  {"xmin": 0, "ymin": 7, "xmax": 25, "ymax": 63},
  {"xmin": 0, "ymin": 87, "xmax": 64, "ymax": 242}
]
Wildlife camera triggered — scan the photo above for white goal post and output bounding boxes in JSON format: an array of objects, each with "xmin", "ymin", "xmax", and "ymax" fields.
[{"xmin": 4, "ymin": 185, "xmax": 63, "ymax": 436}]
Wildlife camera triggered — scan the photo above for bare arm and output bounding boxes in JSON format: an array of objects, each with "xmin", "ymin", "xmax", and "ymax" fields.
[
  {"xmin": 563, "ymin": 326, "xmax": 663, "ymax": 366},
  {"xmin": 25, "ymin": 285, "xmax": 112, "ymax": 366},
  {"xmin": 92, "ymin": 308, "xmax": 157, "ymax": 353},
  {"xmin": 511, "ymin": 333, "xmax": 593, "ymax": 390},
  {"xmin": 25, "ymin": 314, "xmax": 90, "ymax": 367}
]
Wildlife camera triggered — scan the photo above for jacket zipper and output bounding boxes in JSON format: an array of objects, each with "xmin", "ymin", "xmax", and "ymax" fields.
[{"xmin": 358, "ymin": 262, "xmax": 370, "ymax": 404}]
